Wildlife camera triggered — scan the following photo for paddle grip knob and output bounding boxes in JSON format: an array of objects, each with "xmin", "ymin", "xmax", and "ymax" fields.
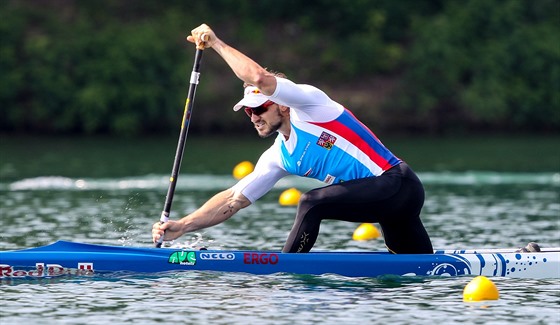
[{"xmin": 196, "ymin": 33, "xmax": 209, "ymax": 50}]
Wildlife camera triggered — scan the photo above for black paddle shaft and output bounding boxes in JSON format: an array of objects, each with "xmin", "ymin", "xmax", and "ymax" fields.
[{"xmin": 155, "ymin": 47, "xmax": 205, "ymax": 248}]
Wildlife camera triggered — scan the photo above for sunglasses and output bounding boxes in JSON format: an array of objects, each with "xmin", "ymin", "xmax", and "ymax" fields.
[{"xmin": 244, "ymin": 100, "xmax": 275, "ymax": 117}]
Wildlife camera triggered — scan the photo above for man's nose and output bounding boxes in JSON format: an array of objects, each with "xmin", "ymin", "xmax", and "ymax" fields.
[{"xmin": 250, "ymin": 113, "xmax": 261, "ymax": 122}]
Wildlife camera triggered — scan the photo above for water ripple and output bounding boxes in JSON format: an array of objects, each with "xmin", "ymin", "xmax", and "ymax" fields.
[{"xmin": 5, "ymin": 172, "xmax": 560, "ymax": 191}]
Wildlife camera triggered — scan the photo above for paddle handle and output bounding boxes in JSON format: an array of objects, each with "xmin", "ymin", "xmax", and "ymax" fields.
[{"xmin": 155, "ymin": 45, "xmax": 205, "ymax": 248}]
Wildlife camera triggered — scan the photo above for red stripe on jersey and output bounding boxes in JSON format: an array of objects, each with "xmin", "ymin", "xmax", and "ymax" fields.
[{"xmin": 310, "ymin": 119, "xmax": 393, "ymax": 171}]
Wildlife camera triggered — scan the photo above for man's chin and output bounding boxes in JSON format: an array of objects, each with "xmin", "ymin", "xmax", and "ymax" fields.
[
  {"xmin": 257, "ymin": 130, "xmax": 275, "ymax": 138},
  {"xmin": 256, "ymin": 128, "xmax": 276, "ymax": 138},
  {"xmin": 255, "ymin": 121, "xmax": 280, "ymax": 138}
]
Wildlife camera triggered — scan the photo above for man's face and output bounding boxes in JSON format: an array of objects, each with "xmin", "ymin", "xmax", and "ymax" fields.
[{"xmin": 246, "ymin": 103, "xmax": 283, "ymax": 138}]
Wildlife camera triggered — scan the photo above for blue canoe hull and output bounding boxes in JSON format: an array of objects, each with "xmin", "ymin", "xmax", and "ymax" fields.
[{"xmin": 1, "ymin": 241, "xmax": 559, "ymax": 279}]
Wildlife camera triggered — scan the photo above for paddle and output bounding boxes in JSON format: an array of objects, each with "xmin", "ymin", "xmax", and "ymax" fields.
[{"xmin": 155, "ymin": 35, "xmax": 208, "ymax": 248}]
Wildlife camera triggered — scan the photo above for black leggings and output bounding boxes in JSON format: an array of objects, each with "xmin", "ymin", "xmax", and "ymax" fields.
[{"xmin": 282, "ymin": 163, "xmax": 433, "ymax": 254}]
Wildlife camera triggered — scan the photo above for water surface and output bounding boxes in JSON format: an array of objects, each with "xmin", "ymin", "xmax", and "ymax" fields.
[
  {"xmin": 1, "ymin": 136, "xmax": 559, "ymax": 324},
  {"xmin": 1, "ymin": 172, "xmax": 558, "ymax": 324}
]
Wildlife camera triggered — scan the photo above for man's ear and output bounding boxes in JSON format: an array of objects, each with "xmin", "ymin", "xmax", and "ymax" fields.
[{"xmin": 279, "ymin": 105, "xmax": 290, "ymax": 114}]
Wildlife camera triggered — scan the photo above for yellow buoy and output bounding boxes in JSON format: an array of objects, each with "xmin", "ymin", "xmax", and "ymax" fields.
[
  {"xmin": 279, "ymin": 188, "xmax": 301, "ymax": 206},
  {"xmin": 352, "ymin": 223, "xmax": 381, "ymax": 241},
  {"xmin": 233, "ymin": 161, "xmax": 254, "ymax": 179},
  {"xmin": 463, "ymin": 276, "xmax": 500, "ymax": 302}
]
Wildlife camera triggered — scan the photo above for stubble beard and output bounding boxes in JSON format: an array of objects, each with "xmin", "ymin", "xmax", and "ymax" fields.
[
  {"xmin": 255, "ymin": 109, "xmax": 284, "ymax": 138},
  {"xmin": 256, "ymin": 119, "xmax": 281, "ymax": 138}
]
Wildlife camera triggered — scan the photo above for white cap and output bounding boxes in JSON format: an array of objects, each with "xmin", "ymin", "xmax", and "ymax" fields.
[{"xmin": 233, "ymin": 86, "xmax": 270, "ymax": 111}]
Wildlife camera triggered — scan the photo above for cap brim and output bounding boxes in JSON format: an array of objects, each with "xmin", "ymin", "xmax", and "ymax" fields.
[
  {"xmin": 233, "ymin": 86, "xmax": 270, "ymax": 111},
  {"xmin": 233, "ymin": 96, "xmax": 268, "ymax": 111}
]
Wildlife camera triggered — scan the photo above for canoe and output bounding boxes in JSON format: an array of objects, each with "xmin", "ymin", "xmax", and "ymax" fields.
[{"xmin": 1, "ymin": 241, "xmax": 558, "ymax": 279}]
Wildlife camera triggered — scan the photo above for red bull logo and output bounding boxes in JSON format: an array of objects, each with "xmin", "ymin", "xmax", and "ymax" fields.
[{"xmin": 0, "ymin": 263, "xmax": 94, "ymax": 278}]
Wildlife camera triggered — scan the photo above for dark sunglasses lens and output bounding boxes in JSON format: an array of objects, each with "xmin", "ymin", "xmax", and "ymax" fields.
[
  {"xmin": 253, "ymin": 106, "xmax": 267, "ymax": 115},
  {"xmin": 244, "ymin": 105, "xmax": 268, "ymax": 117}
]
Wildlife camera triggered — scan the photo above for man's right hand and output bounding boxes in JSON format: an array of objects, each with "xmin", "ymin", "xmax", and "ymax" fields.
[
  {"xmin": 152, "ymin": 219, "xmax": 184, "ymax": 243},
  {"xmin": 186, "ymin": 23, "xmax": 217, "ymax": 49}
]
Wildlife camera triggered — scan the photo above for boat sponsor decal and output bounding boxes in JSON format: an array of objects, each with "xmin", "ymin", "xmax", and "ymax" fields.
[
  {"xmin": 0, "ymin": 263, "xmax": 94, "ymax": 278},
  {"xmin": 401, "ymin": 252, "xmax": 554, "ymax": 277},
  {"xmin": 168, "ymin": 251, "xmax": 196, "ymax": 265},
  {"xmin": 243, "ymin": 252, "xmax": 279, "ymax": 265},
  {"xmin": 199, "ymin": 252, "xmax": 235, "ymax": 261}
]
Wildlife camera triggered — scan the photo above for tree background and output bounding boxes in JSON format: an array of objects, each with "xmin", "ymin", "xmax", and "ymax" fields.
[{"xmin": 1, "ymin": 0, "xmax": 558, "ymax": 136}]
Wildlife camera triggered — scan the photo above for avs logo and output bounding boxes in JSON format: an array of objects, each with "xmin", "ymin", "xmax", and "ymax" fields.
[
  {"xmin": 317, "ymin": 131, "xmax": 337, "ymax": 150},
  {"xmin": 168, "ymin": 251, "xmax": 196, "ymax": 265},
  {"xmin": 199, "ymin": 252, "xmax": 235, "ymax": 261}
]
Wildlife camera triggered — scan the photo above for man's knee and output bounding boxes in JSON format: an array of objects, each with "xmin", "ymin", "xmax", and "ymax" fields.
[{"xmin": 297, "ymin": 190, "xmax": 323, "ymax": 211}]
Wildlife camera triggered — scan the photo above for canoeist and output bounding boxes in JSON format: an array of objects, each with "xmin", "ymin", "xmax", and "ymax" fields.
[{"xmin": 152, "ymin": 24, "xmax": 433, "ymax": 254}]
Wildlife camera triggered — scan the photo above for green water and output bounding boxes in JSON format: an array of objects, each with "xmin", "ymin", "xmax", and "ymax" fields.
[
  {"xmin": 1, "ymin": 135, "xmax": 559, "ymax": 180},
  {"xmin": 0, "ymin": 135, "xmax": 559, "ymax": 324}
]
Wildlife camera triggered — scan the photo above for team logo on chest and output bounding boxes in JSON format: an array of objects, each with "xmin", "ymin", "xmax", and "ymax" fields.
[{"xmin": 316, "ymin": 131, "xmax": 337, "ymax": 150}]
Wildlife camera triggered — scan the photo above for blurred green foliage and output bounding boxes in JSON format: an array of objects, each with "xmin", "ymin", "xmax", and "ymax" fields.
[
  {"xmin": 396, "ymin": 0, "xmax": 560, "ymax": 133},
  {"xmin": 0, "ymin": 0, "xmax": 558, "ymax": 136}
]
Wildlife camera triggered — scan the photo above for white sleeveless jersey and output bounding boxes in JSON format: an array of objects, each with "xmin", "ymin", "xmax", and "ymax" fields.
[{"xmin": 232, "ymin": 77, "xmax": 401, "ymax": 203}]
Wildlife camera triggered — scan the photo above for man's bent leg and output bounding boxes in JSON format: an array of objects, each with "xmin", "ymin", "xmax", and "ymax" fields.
[
  {"xmin": 281, "ymin": 174, "xmax": 398, "ymax": 253},
  {"xmin": 282, "ymin": 164, "xmax": 433, "ymax": 253},
  {"xmin": 282, "ymin": 192, "xmax": 324, "ymax": 253}
]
